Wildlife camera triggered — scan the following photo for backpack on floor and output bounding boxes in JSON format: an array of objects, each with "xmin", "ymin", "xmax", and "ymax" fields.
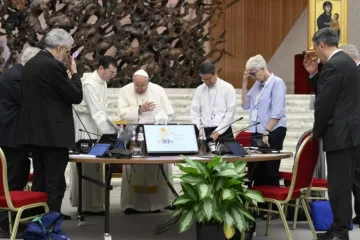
[
  {"xmin": 311, "ymin": 200, "xmax": 353, "ymax": 231},
  {"xmin": 23, "ymin": 211, "xmax": 71, "ymax": 240}
]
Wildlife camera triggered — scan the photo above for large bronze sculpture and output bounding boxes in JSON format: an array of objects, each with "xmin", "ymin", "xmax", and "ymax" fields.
[{"xmin": 0, "ymin": 0, "xmax": 240, "ymax": 87}]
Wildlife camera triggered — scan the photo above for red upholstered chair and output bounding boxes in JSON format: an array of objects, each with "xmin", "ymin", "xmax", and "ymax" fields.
[
  {"xmin": 0, "ymin": 148, "xmax": 49, "ymax": 240},
  {"xmin": 235, "ymin": 131, "xmax": 252, "ymax": 147},
  {"xmin": 242, "ymin": 135, "xmax": 319, "ymax": 240}
]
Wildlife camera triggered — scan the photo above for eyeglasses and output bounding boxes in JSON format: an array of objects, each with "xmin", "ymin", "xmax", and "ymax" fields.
[
  {"xmin": 106, "ymin": 69, "xmax": 117, "ymax": 76},
  {"xmin": 249, "ymin": 69, "xmax": 260, "ymax": 77}
]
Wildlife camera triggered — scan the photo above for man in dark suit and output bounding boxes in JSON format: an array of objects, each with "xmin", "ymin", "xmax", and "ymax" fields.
[
  {"xmin": 340, "ymin": 44, "xmax": 360, "ymax": 226},
  {"xmin": 0, "ymin": 46, "xmax": 40, "ymax": 237},
  {"xmin": 304, "ymin": 28, "xmax": 360, "ymax": 240},
  {"xmin": 17, "ymin": 28, "xmax": 83, "ymax": 213}
]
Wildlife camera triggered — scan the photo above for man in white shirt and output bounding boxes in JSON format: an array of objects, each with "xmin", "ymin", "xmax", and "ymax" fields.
[
  {"xmin": 70, "ymin": 56, "xmax": 119, "ymax": 213},
  {"xmin": 118, "ymin": 69, "xmax": 174, "ymax": 214},
  {"xmin": 191, "ymin": 62, "xmax": 236, "ymax": 144}
]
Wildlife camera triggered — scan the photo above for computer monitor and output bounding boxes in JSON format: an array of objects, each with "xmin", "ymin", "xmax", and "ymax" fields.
[
  {"xmin": 88, "ymin": 143, "xmax": 112, "ymax": 157},
  {"xmin": 143, "ymin": 124, "xmax": 199, "ymax": 155}
]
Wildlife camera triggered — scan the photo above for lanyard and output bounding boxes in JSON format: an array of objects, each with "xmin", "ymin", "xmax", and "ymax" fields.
[
  {"xmin": 207, "ymin": 81, "xmax": 218, "ymax": 116},
  {"xmin": 254, "ymin": 76, "xmax": 272, "ymax": 108}
]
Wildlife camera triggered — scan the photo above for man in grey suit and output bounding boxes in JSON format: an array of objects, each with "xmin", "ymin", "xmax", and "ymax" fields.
[
  {"xmin": 340, "ymin": 44, "xmax": 360, "ymax": 226},
  {"xmin": 304, "ymin": 28, "xmax": 360, "ymax": 240}
]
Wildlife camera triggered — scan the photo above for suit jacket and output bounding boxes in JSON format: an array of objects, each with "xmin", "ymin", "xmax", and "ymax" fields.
[
  {"xmin": 0, "ymin": 64, "xmax": 24, "ymax": 147},
  {"xmin": 16, "ymin": 50, "xmax": 83, "ymax": 148},
  {"xmin": 313, "ymin": 51, "xmax": 360, "ymax": 152}
]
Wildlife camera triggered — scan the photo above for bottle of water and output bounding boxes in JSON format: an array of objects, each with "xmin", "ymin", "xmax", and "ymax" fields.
[
  {"xmin": 129, "ymin": 128, "xmax": 136, "ymax": 153},
  {"xmin": 135, "ymin": 126, "xmax": 145, "ymax": 156},
  {"xmin": 198, "ymin": 125, "xmax": 207, "ymax": 155}
]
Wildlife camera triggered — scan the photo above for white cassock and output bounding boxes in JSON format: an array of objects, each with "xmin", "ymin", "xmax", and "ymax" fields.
[
  {"xmin": 118, "ymin": 82, "xmax": 174, "ymax": 211},
  {"xmin": 70, "ymin": 71, "xmax": 118, "ymax": 212},
  {"xmin": 191, "ymin": 78, "xmax": 236, "ymax": 134}
]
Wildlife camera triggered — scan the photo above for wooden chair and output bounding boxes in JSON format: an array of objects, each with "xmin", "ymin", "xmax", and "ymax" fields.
[
  {"xmin": 242, "ymin": 135, "xmax": 319, "ymax": 240},
  {"xmin": 0, "ymin": 148, "xmax": 49, "ymax": 240}
]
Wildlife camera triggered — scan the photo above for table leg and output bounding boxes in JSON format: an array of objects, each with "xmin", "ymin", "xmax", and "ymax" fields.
[
  {"xmin": 153, "ymin": 164, "xmax": 180, "ymax": 235},
  {"xmin": 104, "ymin": 164, "xmax": 115, "ymax": 238},
  {"xmin": 76, "ymin": 162, "xmax": 85, "ymax": 225}
]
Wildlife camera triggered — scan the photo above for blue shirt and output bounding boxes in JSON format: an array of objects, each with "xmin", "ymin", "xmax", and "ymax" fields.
[{"xmin": 242, "ymin": 73, "xmax": 287, "ymax": 133}]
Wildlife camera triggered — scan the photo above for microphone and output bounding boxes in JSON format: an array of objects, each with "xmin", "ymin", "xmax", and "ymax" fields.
[
  {"xmin": 216, "ymin": 122, "xmax": 261, "ymax": 142},
  {"xmin": 72, "ymin": 107, "xmax": 94, "ymax": 146},
  {"xmin": 79, "ymin": 129, "xmax": 101, "ymax": 137},
  {"xmin": 209, "ymin": 117, "xmax": 243, "ymax": 134}
]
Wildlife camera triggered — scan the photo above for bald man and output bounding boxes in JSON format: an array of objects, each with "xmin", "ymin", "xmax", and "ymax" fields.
[{"xmin": 117, "ymin": 69, "xmax": 174, "ymax": 214}]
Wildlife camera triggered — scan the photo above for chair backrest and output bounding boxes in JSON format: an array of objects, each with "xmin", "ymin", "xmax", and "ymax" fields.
[
  {"xmin": 286, "ymin": 135, "xmax": 320, "ymax": 201},
  {"xmin": 235, "ymin": 131, "xmax": 252, "ymax": 147},
  {"xmin": 0, "ymin": 148, "xmax": 16, "ymax": 209}
]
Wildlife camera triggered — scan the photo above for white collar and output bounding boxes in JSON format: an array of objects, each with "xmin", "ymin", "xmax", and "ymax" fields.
[
  {"xmin": 94, "ymin": 71, "xmax": 106, "ymax": 84},
  {"xmin": 328, "ymin": 49, "xmax": 342, "ymax": 61},
  {"xmin": 357, "ymin": 62, "xmax": 360, "ymax": 66}
]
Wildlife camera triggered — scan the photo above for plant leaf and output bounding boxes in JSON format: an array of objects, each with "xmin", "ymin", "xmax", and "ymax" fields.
[
  {"xmin": 213, "ymin": 211, "xmax": 223, "ymax": 223},
  {"xmin": 225, "ymin": 179, "xmax": 242, "ymax": 188},
  {"xmin": 182, "ymin": 155, "xmax": 199, "ymax": 171},
  {"xmin": 235, "ymin": 161, "xmax": 247, "ymax": 173},
  {"xmin": 223, "ymin": 223, "xmax": 235, "ymax": 240},
  {"xmin": 245, "ymin": 190, "xmax": 264, "ymax": 203},
  {"xmin": 207, "ymin": 155, "xmax": 221, "ymax": 169},
  {"xmin": 180, "ymin": 182, "xmax": 198, "ymax": 201},
  {"xmin": 223, "ymin": 210, "xmax": 234, "ymax": 227},
  {"xmin": 181, "ymin": 174, "xmax": 206, "ymax": 184},
  {"xmin": 172, "ymin": 208, "xmax": 183, "ymax": 217},
  {"xmin": 222, "ymin": 189, "xmax": 235, "ymax": 200},
  {"xmin": 172, "ymin": 196, "xmax": 192, "ymax": 206},
  {"xmin": 198, "ymin": 211, "xmax": 206, "ymax": 223},
  {"xmin": 237, "ymin": 205, "xmax": 255, "ymax": 222},
  {"xmin": 215, "ymin": 169, "xmax": 239, "ymax": 178},
  {"xmin": 194, "ymin": 160, "xmax": 211, "ymax": 179},
  {"xmin": 198, "ymin": 183, "xmax": 211, "ymax": 200},
  {"xmin": 179, "ymin": 210, "xmax": 195, "ymax": 233},
  {"xmin": 178, "ymin": 164, "xmax": 198, "ymax": 174},
  {"xmin": 230, "ymin": 206, "xmax": 246, "ymax": 232},
  {"xmin": 202, "ymin": 198, "xmax": 213, "ymax": 221},
  {"xmin": 169, "ymin": 174, "xmax": 183, "ymax": 180},
  {"xmin": 215, "ymin": 178, "xmax": 225, "ymax": 191}
]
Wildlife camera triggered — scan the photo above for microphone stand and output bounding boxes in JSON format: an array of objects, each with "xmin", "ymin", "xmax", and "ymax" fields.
[{"xmin": 72, "ymin": 107, "xmax": 94, "ymax": 147}]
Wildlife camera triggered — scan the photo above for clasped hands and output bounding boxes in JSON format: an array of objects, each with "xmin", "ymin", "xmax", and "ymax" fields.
[{"xmin": 141, "ymin": 101, "xmax": 156, "ymax": 113}]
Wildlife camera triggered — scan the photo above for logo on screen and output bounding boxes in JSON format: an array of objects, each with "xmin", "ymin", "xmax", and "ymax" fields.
[{"xmin": 157, "ymin": 127, "xmax": 174, "ymax": 144}]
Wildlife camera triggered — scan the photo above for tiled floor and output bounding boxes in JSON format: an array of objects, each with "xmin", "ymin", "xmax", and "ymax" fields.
[{"xmin": 4, "ymin": 189, "xmax": 357, "ymax": 240}]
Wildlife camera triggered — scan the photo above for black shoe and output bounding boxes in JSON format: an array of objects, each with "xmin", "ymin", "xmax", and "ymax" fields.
[
  {"xmin": 353, "ymin": 215, "xmax": 360, "ymax": 224},
  {"xmin": 164, "ymin": 206, "xmax": 175, "ymax": 211},
  {"xmin": 124, "ymin": 208, "xmax": 161, "ymax": 215},
  {"xmin": 244, "ymin": 222, "xmax": 256, "ymax": 240},
  {"xmin": 62, "ymin": 214, "xmax": 71, "ymax": 220},
  {"xmin": 317, "ymin": 230, "xmax": 349, "ymax": 240}
]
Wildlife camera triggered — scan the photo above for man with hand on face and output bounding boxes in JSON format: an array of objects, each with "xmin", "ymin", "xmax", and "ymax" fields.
[
  {"xmin": 117, "ymin": 69, "xmax": 174, "ymax": 214},
  {"xmin": 303, "ymin": 28, "xmax": 360, "ymax": 240},
  {"xmin": 191, "ymin": 62, "xmax": 236, "ymax": 144},
  {"xmin": 16, "ymin": 28, "xmax": 83, "ymax": 214},
  {"xmin": 70, "ymin": 56, "xmax": 119, "ymax": 214}
]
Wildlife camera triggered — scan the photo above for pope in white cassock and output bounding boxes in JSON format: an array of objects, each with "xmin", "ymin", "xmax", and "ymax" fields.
[
  {"xmin": 191, "ymin": 62, "xmax": 236, "ymax": 142},
  {"xmin": 118, "ymin": 69, "xmax": 174, "ymax": 214},
  {"xmin": 70, "ymin": 56, "xmax": 119, "ymax": 213}
]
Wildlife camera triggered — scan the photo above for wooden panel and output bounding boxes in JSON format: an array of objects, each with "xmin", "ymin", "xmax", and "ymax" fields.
[{"xmin": 211, "ymin": 0, "xmax": 308, "ymax": 88}]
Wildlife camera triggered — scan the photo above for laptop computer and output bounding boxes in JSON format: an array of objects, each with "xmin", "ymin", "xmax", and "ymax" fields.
[
  {"xmin": 222, "ymin": 140, "xmax": 249, "ymax": 157},
  {"xmin": 87, "ymin": 143, "xmax": 112, "ymax": 157},
  {"xmin": 143, "ymin": 124, "xmax": 199, "ymax": 155}
]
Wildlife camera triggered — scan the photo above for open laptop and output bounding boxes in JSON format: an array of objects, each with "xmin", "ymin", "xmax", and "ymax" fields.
[
  {"xmin": 143, "ymin": 124, "xmax": 199, "ymax": 155},
  {"xmin": 222, "ymin": 140, "xmax": 248, "ymax": 157},
  {"xmin": 87, "ymin": 143, "xmax": 112, "ymax": 157}
]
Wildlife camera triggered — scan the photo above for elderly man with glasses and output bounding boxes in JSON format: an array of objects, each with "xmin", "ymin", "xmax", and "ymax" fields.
[
  {"xmin": 191, "ymin": 62, "xmax": 236, "ymax": 145},
  {"xmin": 16, "ymin": 28, "xmax": 83, "ymax": 214},
  {"xmin": 70, "ymin": 56, "xmax": 119, "ymax": 214}
]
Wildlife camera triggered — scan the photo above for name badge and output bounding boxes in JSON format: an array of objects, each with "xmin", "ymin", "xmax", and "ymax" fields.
[{"xmin": 251, "ymin": 110, "xmax": 258, "ymax": 122}]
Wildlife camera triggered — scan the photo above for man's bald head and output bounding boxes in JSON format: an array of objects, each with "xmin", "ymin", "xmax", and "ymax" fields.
[{"xmin": 133, "ymin": 69, "xmax": 149, "ymax": 95}]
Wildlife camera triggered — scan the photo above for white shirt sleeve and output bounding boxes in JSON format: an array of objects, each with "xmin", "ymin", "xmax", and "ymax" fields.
[
  {"xmin": 190, "ymin": 88, "xmax": 202, "ymax": 128},
  {"xmin": 118, "ymin": 87, "xmax": 139, "ymax": 122},
  {"xmin": 215, "ymin": 85, "xmax": 236, "ymax": 135},
  {"xmin": 83, "ymin": 84, "xmax": 116, "ymax": 134}
]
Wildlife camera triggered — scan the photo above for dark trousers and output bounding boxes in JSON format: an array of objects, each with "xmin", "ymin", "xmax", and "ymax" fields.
[
  {"xmin": 31, "ymin": 147, "xmax": 69, "ymax": 212},
  {"xmin": 248, "ymin": 127, "xmax": 287, "ymax": 186},
  {"xmin": 353, "ymin": 156, "xmax": 360, "ymax": 217},
  {"xmin": 1, "ymin": 146, "xmax": 30, "ymax": 191},
  {"xmin": 326, "ymin": 146, "xmax": 359, "ymax": 236}
]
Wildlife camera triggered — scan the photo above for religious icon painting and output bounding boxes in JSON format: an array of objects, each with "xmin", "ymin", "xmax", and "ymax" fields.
[{"xmin": 308, "ymin": 0, "xmax": 348, "ymax": 48}]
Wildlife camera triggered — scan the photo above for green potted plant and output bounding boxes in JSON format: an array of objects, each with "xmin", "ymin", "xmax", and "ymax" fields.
[{"xmin": 171, "ymin": 155, "xmax": 264, "ymax": 240}]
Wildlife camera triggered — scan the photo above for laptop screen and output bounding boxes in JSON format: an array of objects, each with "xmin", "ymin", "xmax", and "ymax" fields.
[{"xmin": 143, "ymin": 125, "xmax": 199, "ymax": 155}]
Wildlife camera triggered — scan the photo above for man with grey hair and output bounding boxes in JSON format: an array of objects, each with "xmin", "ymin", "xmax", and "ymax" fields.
[
  {"xmin": 0, "ymin": 46, "xmax": 40, "ymax": 236},
  {"xmin": 17, "ymin": 28, "xmax": 83, "ymax": 214},
  {"xmin": 341, "ymin": 43, "xmax": 360, "ymax": 226},
  {"xmin": 304, "ymin": 27, "xmax": 360, "ymax": 240}
]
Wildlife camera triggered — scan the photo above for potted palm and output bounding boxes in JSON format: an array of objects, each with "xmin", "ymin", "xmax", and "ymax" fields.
[{"xmin": 171, "ymin": 155, "xmax": 264, "ymax": 240}]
